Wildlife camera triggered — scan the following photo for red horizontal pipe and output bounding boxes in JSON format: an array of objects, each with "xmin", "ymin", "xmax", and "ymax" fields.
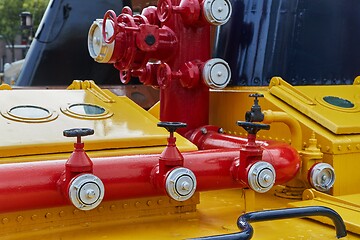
[
  {"xmin": 0, "ymin": 146, "xmax": 299, "ymax": 213},
  {"xmin": 187, "ymin": 125, "xmax": 278, "ymax": 149},
  {"xmin": 188, "ymin": 126, "xmax": 300, "ymax": 184}
]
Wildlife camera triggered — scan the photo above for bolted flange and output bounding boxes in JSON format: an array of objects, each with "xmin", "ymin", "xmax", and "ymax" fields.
[
  {"xmin": 68, "ymin": 173, "xmax": 105, "ymax": 211},
  {"xmin": 309, "ymin": 163, "xmax": 335, "ymax": 192},
  {"xmin": 247, "ymin": 161, "xmax": 276, "ymax": 193},
  {"xmin": 165, "ymin": 167, "xmax": 197, "ymax": 201}
]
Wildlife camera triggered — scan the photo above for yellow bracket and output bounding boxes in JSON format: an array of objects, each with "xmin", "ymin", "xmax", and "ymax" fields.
[
  {"xmin": 353, "ymin": 76, "xmax": 360, "ymax": 85},
  {"xmin": 269, "ymin": 77, "xmax": 316, "ymax": 105},
  {"xmin": 67, "ymin": 80, "xmax": 115, "ymax": 103},
  {"xmin": 0, "ymin": 83, "xmax": 12, "ymax": 90}
]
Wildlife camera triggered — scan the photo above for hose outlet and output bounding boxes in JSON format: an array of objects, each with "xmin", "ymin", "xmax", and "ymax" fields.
[
  {"xmin": 202, "ymin": 58, "xmax": 231, "ymax": 89},
  {"xmin": 88, "ymin": 19, "xmax": 115, "ymax": 63},
  {"xmin": 165, "ymin": 167, "xmax": 197, "ymax": 201},
  {"xmin": 248, "ymin": 161, "xmax": 276, "ymax": 193},
  {"xmin": 309, "ymin": 163, "xmax": 335, "ymax": 192},
  {"xmin": 202, "ymin": 0, "xmax": 232, "ymax": 26},
  {"xmin": 68, "ymin": 173, "xmax": 105, "ymax": 211}
]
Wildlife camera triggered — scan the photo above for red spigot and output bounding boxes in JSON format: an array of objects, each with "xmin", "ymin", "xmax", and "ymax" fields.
[
  {"xmin": 63, "ymin": 128, "xmax": 94, "ymax": 180},
  {"xmin": 234, "ymin": 121, "xmax": 276, "ymax": 193},
  {"xmin": 237, "ymin": 121, "xmax": 270, "ymax": 163},
  {"xmin": 157, "ymin": 121, "xmax": 187, "ymax": 173},
  {"xmin": 153, "ymin": 122, "xmax": 197, "ymax": 202},
  {"xmin": 59, "ymin": 128, "xmax": 105, "ymax": 211}
]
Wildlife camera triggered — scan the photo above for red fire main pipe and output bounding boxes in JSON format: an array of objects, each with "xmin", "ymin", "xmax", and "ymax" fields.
[
  {"xmin": 0, "ymin": 147, "xmax": 299, "ymax": 213},
  {"xmin": 187, "ymin": 125, "xmax": 276, "ymax": 150},
  {"xmin": 187, "ymin": 125, "xmax": 301, "ymax": 184}
]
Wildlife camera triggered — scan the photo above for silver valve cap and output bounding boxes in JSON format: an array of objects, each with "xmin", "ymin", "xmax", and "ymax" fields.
[
  {"xmin": 202, "ymin": 58, "xmax": 231, "ymax": 89},
  {"xmin": 309, "ymin": 163, "xmax": 335, "ymax": 192},
  {"xmin": 165, "ymin": 167, "xmax": 197, "ymax": 201},
  {"xmin": 247, "ymin": 161, "xmax": 276, "ymax": 193},
  {"xmin": 203, "ymin": 0, "xmax": 232, "ymax": 26},
  {"xmin": 88, "ymin": 19, "xmax": 114, "ymax": 63},
  {"xmin": 68, "ymin": 173, "xmax": 105, "ymax": 211}
]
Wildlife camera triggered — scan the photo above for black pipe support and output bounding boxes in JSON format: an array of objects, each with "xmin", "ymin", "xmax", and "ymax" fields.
[{"xmin": 190, "ymin": 206, "xmax": 347, "ymax": 240}]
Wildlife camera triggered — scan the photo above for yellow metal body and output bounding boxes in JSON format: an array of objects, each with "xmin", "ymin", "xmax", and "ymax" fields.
[
  {"xmin": 1, "ymin": 80, "xmax": 360, "ymax": 239},
  {"xmin": 210, "ymin": 78, "xmax": 360, "ymax": 196},
  {"xmin": 0, "ymin": 81, "xmax": 196, "ymax": 163}
]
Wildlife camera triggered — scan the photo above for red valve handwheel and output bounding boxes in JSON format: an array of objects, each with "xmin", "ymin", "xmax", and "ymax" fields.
[
  {"xmin": 134, "ymin": 14, "xmax": 150, "ymax": 25},
  {"xmin": 157, "ymin": 0, "xmax": 172, "ymax": 22},
  {"xmin": 122, "ymin": 6, "xmax": 133, "ymax": 15},
  {"xmin": 102, "ymin": 10, "xmax": 119, "ymax": 44},
  {"xmin": 120, "ymin": 70, "xmax": 132, "ymax": 84},
  {"xmin": 117, "ymin": 13, "xmax": 137, "ymax": 70},
  {"xmin": 157, "ymin": 62, "xmax": 172, "ymax": 89},
  {"xmin": 118, "ymin": 13, "xmax": 137, "ymax": 29}
]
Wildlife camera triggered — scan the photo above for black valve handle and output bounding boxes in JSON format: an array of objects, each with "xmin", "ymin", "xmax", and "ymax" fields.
[
  {"xmin": 237, "ymin": 121, "xmax": 270, "ymax": 135},
  {"xmin": 63, "ymin": 128, "xmax": 95, "ymax": 138},
  {"xmin": 157, "ymin": 122, "xmax": 187, "ymax": 133},
  {"xmin": 249, "ymin": 93, "xmax": 264, "ymax": 99},
  {"xmin": 245, "ymin": 93, "xmax": 265, "ymax": 122}
]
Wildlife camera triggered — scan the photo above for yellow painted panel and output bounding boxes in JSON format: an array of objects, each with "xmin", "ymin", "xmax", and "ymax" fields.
[
  {"xmin": 269, "ymin": 77, "xmax": 360, "ymax": 134},
  {"xmin": 0, "ymin": 89, "xmax": 197, "ymax": 160}
]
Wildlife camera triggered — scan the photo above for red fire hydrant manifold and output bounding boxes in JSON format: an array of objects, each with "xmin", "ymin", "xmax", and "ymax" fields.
[{"xmin": 88, "ymin": 0, "xmax": 232, "ymax": 135}]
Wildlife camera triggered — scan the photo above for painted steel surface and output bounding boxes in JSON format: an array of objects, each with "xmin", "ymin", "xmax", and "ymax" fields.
[
  {"xmin": 0, "ymin": 146, "xmax": 299, "ymax": 213},
  {"xmin": 214, "ymin": 0, "xmax": 360, "ymax": 86},
  {"xmin": 0, "ymin": 87, "xmax": 196, "ymax": 159}
]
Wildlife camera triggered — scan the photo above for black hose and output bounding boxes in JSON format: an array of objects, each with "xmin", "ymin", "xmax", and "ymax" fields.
[{"xmin": 191, "ymin": 206, "xmax": 347, "ymax": 240}]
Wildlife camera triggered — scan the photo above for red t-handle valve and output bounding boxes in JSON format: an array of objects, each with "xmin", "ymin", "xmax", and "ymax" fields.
[
  {"xmin": 63, "ymin": 128, "xmax": 94, "ymax": 175},
  {"xmin": 157, "ymin": 121, "xmax": 187, "ymax": 169}
]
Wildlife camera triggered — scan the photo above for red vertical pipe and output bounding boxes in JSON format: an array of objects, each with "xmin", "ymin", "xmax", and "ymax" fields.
[{"xmin": 159, "ymin": 2, "xmax": 210, "ymax": 135}]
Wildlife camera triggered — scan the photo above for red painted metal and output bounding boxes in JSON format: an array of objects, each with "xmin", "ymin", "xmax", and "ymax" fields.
[
  {"xmin": 65, "ymin": 141, "xmax": 93, "ymax": 179},
  {"xmin": 101, "ymin": 0, "xmax": 214, "ymax": 135},
  {"xmin": 188, "ymin": 125, "xmax": 301, "ymax": 184},
  {"xmin": 187, "ymin": 125, "xmax": 272, "ymax": 149},
  {"xmin": 0, "ymin": 147, "xmax": 299, "ymax": 213}
]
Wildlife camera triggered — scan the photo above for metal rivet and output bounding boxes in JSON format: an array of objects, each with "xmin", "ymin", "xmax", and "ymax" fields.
[
  {"xmin": 122, "ymin": 203, "xmax": 129, "ymax": 209},
  {"xmin": 59, "ymin": 211, "xmax": 66, "ymax": 217},
  {"xmin": 73, "ymin": 209, "xmax": 80, "ymax": 215},
  {"xmin": 146, "ymin": 200, "xmax": 153, "ymax": 206},
  {"xmin": 201, "ymin": 128, "xmax": 207, "ymax": 134},
  {"xmin": 2, "ymin": 218, "xmax": 9, "ymax": 224},
  {"xmin": 45, "ymin": 213, "xmax": 53, "ymax": 219},
  {"xmin": 326, "ymin": 146, "xmax": 330, "ymax": 152},
  {"xmin": 110, "ymin": 205, "xmax": 117, "ymax": 211},
  {"xmin": 16, "ymin": 216, "xmax": 24, "ymax": 223},
  {"xmin": 97, "ymin": 206, "xmax": 104, "ymax": 212},
  {"xmin": 356, "ymin": 144, "xmax": 360, "ymax": 150},
  {"xmin": 157, "ymin": 199, "xmax": 163, "ymax": 205},
  {"xmin": 338, "ymin": 146, "xmax": 342, "ymax": 151},
  {"xmin": 347, "ymin": 145, "xmax": 351, "ymax": 150},
  {"xmin": 135, "ymin": 201, "xmax": 141, "ymax": 208},
  {"xmin": 31, "ymin": 214, "xmax": 38, "ymax": 221}
]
